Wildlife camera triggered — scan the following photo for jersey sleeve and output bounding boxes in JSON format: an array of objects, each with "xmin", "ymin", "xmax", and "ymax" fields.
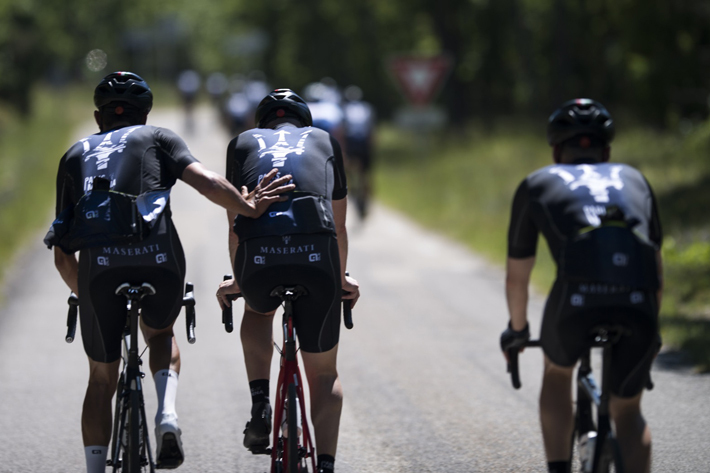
[
  {"xmin": 330, "ymin": 135, "xmax": 348, "ymax": 200},
  {"xmin": 226, "ymin": 135, "xmax": 247, "ymax": 190},
  {"xmin": 507, "ymin": 179, "xmax": 539, "ymax": 259},
  {"xmin": 154, "ymin": 127, "xmax": 199, "ymax": 180},
  {"xmin": 55, "ymin": 153, "xmax": 75, "ymax": 217}
]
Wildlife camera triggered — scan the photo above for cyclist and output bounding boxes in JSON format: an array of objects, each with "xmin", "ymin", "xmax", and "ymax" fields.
[
  {"xmin": 500, "ymin": 99, "xmax": 662, "ymax": 473},
  {"xmin": 216, "ymin": 89, "xmax": 360, "ymax": 473},
  {"xmin": 176, "ymin": 69, "xmax": 201, "ymax": 134},
  {"xmin": 304, "ymin": 79, "xmax": 346, "ymax": 145},
  {"xmin": 342, "ymin": 85, "xmax": 376, "ymax": 219},
  {"xmin": 46, "ymin": 72, "xmax": 293, "ymax": 473}
]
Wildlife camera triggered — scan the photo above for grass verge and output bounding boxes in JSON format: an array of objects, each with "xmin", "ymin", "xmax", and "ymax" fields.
[
  {"xmin": 0, "ymin": 86, "xmax": 92, "ymax": 287},
  {"xmin": 374, "ymin": 120, "xmax": 710, "ymax": 372}
]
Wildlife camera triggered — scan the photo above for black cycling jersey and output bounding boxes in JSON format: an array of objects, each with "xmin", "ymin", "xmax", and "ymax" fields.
[
  {"xmin": 508, "ymin": 160, "xmax": 663, "ymax": 396},
  {"xmin": 53, "ymin": 124, "xmax": 198, "ymax": 363},
  {"xmin": 226, "ymin": 123, "xmax": 347, "ymax": 352},
  {"xmin": 55, "ymin": 125, "xmax": 198, "ymax": 217},
  {"xmin": 508, "ymin": 161, "xmax": 662, "ymax": 263},
  {"xmin": 226, "ymin": 123, "xmax": 347, "ymax": 240}
]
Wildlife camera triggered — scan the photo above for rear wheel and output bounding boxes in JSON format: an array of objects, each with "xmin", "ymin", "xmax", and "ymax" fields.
[
  {"xmin": 591, "ymin": 434, "xmax": 624, "ymax": 473},
  {"xmin": 126, "ymin": 388, "xmax": 141, "ymax": 473},
  {"xmin": 603, "ymin": 435, "xmax": 624, "ymax": 473},
  {"xmin": 287, "ymin": 384, "xmax": 299, "ymax": 473},
  {"xmin": 111, "ymin": 377, "xmax": 126, "ymax": 472}
]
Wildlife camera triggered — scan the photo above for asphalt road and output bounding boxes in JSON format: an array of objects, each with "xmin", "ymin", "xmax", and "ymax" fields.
[{"xmin": 0, "ymin": 108, "xmax": 708, "ymax": 472}]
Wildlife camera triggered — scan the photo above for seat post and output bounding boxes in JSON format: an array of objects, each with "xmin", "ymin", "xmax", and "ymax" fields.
[
  {"xmin": 283, "ymin": 298, "xmax": 298, "ymax": 362},
  {"xmin": 576, "ymin": 349, "xmax": 596, "ymax": 435},
  {"xmin": 128, "ymin": 294, "xmax": 141, "ymax": 370},
  {"xmin": 270, "ymin": 285, "xmax": 308, "ymax": 362},
  {"xmin": 115, "ymin": 282, "xmax": 156, "ymax": 373}
]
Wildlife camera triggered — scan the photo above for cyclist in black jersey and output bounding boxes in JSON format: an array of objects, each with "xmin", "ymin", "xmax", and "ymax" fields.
[
  {"xmin": 500, "ymin": 99, "xmax": 662, "ymax": 473},
  {"xmin": 48, "ymin": 72, "xmax": 293, "ymax": 473},
  {"xmin": 216, "ymin": 89, "xmax": 360, "ymax": 473}
]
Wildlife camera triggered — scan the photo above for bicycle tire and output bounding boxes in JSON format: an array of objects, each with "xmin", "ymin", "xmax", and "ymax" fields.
[
  {"xmin": 139, "ymin": 400, "xmax": 156, "ymax": 473},
  {"xmin": 287, "ymin": 384, "xmax": 299, "ymax": 473},
  {"xmin": 604, "ymin": 434, "xmax": 625, "ymax": 473},
  {"xmin": 590, "ymin": 433, "xmax": 624, "ymax": 473},
  {"xmin": 111, "ymin": 377, "xmax": 126, "ymax": 472},
  {"xmin": 127, "ymin": 387, "xmax": 142, "ymax": 473}
]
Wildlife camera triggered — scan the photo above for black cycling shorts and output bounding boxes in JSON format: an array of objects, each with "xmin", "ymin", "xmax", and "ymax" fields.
[
  {"xmin": 234, "ymin": 233, "xmax": 342, "ymax": 353},
  {"xmin": 541, "ymin": 279, "xmax": 660, "ymax": 398},
  {"xmin": 77, "ymin": 216, "xmax": 186, "ymax": 363}
]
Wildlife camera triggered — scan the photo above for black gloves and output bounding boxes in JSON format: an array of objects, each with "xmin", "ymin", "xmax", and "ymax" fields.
[{"xmin": 500, "ymin": 322, "xmax": 530, "ymax": 352}]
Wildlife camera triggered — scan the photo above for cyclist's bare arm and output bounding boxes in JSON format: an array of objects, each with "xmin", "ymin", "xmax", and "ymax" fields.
[
  {"xmin": 227, "ymin": 209, "xmax": 239, "ymax": 267},
  {"xmin": 505, "ymin": 256, "xmax": 535, "ymax": 332},
  {"xmin": 216, "ymin": 209, "xmax": 241, "ymax": 310},
  {"xmin": 181, "ymin": 163, "xmax": 294, "ymax": 218},
  {"xmin": 54, "ymin": 247, "xmax": 79, "ymax": 295},
  {"xmin": 333, "ymin": 197, "xmax": 359, "ymax": 306}
]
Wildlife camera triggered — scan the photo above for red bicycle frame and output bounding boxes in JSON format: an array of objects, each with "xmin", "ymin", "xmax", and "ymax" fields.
[
  {"xmin": 222, "ymin": 276, "xmax": 353, "ymax": 473},
  {"xmin": 270, "ymin": 311, "xmax": 317, "ymax": 473}
]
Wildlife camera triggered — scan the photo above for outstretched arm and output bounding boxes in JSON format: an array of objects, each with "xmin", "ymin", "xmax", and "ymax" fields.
[{"xmin": 181, "ymin": 163, "xmax": 294, "ymax": 218}]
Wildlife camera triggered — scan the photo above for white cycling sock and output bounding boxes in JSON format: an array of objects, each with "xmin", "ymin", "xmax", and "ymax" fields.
[
  {"xmin": 154, "ymin": 369, "xmax": 179, "ymax": 424},
  {"xmin": 84, "ymin": 446, "xmax": 108, "ymax": 473}
]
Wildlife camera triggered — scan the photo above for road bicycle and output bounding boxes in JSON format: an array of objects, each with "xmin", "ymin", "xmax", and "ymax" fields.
[
  {"xmin": 506, "ymin": 323, "xmax": 649, "ymax": 473},
  {"xmin": 222, "ymin": 274, "xmax": 353, "ymax": 473},
  {"xmin": 66, "ymin": 281, "xmax": 196, "ymax": 472}
]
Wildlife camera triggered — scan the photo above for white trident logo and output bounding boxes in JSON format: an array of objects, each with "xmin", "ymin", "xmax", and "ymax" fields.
[
  {"xmin": 549, "ymin": 165, "xmax": 624, "ymax": 203},
  {"xmin": 252, "ymin": 129, "xmax": 313, "ymax": 167}
]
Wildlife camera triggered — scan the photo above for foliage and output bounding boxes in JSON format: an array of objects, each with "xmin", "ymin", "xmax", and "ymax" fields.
[
  {"xmin": 2, "ymin": 0, "xmax": 710, "ymax": 127},
  {"xmin": 0, "ymin": 86, "xmax": 91, "ymax": 282}
]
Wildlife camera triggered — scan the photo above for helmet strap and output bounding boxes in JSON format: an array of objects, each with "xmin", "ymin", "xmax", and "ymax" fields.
[{"xmin": 553, "ymin": 144, "xmax": 562, "ymax": 164}]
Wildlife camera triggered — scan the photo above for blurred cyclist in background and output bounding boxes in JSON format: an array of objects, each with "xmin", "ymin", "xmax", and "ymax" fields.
[
  {"xmin": 205, "ymin": 72, "xmax": 229, "ymax": 107},
  {"xmin": 342, "ymin": 85, "xmax": 376, "ymax": 219},
  {"xmin": 176, "ymin": 69, "xmax": 201, "ymax": 134},
  {"xmin": 222, "ymin": 72, "xmax": 271, "ymax": 137},
  {"xmin": 303, "ymin": 78, "xmax": 345, "ymax": 145}
]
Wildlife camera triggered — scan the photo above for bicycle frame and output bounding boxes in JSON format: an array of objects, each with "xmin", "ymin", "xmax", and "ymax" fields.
[
  {"xmin": 269, "ymin": 290, "xmax": 317, "ymax": 473},
  {"xmin": 65, "ymin": 282, "xmax": 196, "ymax": 473},
  {"xmin": 111, "ymin": 283, "xmax": 156, "ymax": 473},
  {"xmin": 222, "ymin": 273, "xmax": 354, "ymax": 473},
  {"xmin": 576, "ymin": 327, "xmax": 626, "ymax": 473},
  {"xmin": 507, "ymin": 324, "xmax": 631, "ymax": 473}
]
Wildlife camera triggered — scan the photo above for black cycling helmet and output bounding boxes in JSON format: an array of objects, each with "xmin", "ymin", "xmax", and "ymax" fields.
[
  {"xmin": 547, "ymin": 98, "xmax": 614, "ymax": 146},
  {"xmin": 94, "ymin": 71, "xmax": 153, "ymax": 113},
  {"xmin": 255, "ymin": 88, "xmax": 312, "ymax": 128}
]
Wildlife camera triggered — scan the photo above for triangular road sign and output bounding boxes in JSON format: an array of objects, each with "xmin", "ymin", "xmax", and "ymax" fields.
[{"xmin": 388, "ymin": 55, "xmax": 453, "ymax": 106}]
